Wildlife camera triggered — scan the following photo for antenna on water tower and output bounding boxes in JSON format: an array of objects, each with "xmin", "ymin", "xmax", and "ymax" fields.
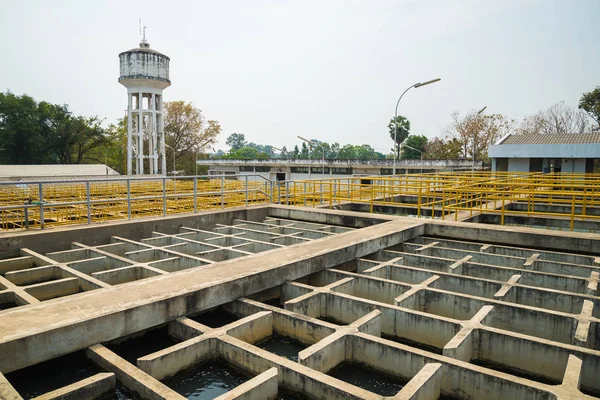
[{"xmin": 139, "ymin": 18, "xmax": 148, "ymax": 47}]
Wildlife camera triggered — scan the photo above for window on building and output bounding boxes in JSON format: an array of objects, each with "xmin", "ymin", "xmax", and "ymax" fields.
[
  {"xmin": 291, "ymin": 167, "xmax": 309, "ymax": 173},
  {"xmin": 255, "ymin": 166, "xmax": 271, "ymax": 172},
  {"xmin": 310, "ymin": 167, "xmax": 330, "ymax": 174},
  {"xmin": 239, "ymin": 166, "xmax": 254, "ymax": 172},
  {"xmin": 381, "ymin": 168, "xmax": 393, "ymax": 175},
  {"xmin": 332, "ymin": 167, "xmax": 353, "ymax": 175}
]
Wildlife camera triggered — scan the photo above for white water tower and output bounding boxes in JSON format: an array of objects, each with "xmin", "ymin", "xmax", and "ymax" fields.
[{"xmin": 119, "ymin": 31, "xmax": 170, "ymax": 175}]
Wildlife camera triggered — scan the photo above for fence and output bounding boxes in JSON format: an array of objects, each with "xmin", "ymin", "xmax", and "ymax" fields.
[
  {"xmin": 1, "ymin": 172, "xmax": 600, "ymax": 232},
  {"xmin": 0, "ymin": 175, "xmax": 273, "ymax": 231}
]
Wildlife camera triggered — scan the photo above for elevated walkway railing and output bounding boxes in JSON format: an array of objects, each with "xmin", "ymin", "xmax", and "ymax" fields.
[{"xmin": 1, "ymin": 172, "xmax": 599, "ymax": 232}]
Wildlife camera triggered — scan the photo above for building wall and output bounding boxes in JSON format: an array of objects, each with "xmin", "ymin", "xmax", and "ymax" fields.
[
  {"xmin": 562, "ymin": 158, "xmax": 587, "ymax": 173},
  {"xmin": 507, "ymin": 158, "xmax": 530, "ymax": 172}
]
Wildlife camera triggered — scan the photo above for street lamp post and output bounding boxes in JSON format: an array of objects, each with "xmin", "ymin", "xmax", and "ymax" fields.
[
  {"xmin": 393, "ymin": 78, "xmax": 441, "ymax": 175},
  {"xmin": 401, "ymin": 143, "xmax": 424, "ymax": 174},
  {"xmin": 270, "ymin": 145, "xmax": 282, "ymax": 157},
  {"xmin": 472, "ymin": 106, "xmax": 487, "ymax": 172},
  {"xmin": 298, "ymin": 136, "xmax": 326, "ymax": 177}
]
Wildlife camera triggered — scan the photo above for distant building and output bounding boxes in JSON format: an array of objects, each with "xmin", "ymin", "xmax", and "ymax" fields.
[
  {"xmin": 196, "ymin": 159, "xmax": 478, "ymax": 181},
  {"xmin": 488, "ymin": 133, "xmax": 600, "ymax": 173},
  {"xmin": 0, "ymin": 164, "xmax": 119, "ymax": 181}
]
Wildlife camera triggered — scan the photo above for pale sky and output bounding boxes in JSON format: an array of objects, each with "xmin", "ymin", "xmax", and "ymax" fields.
[{"xmin": 1, "ymin": 0, "xmax": 598, "ymax": 152}]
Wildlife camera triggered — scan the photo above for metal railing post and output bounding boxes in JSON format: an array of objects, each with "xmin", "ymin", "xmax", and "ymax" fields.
[
  {"xmin": 570, "ymin": 194, "xmax": 575, "ymax": 231},
  {"xmin": 192, "ymin": 177, "xmax": 197, "ymax": 213},
  {"xmin": 86, "ymin": 181, "xmax": 91, "ymax": 224},
  {"xmin": 303, "ymin": 182, "xmax": 307, "ymax": 206},
  {"xmin": 38, "ymin": 183, "xmax": 44, "ymax": 229},
  {"xmin": 277, "ymin": 182, "xmax": 281, "ymax": 204},
  {"xmin": 441, "ymin": 189, "xmax": 445, "ymax": 220},
  {"xmin": 163, "ymin": 178, "xmax": 167, "ymax": 216},
  {"xmin": 221, "ymin": 176, "xmax": 225, "ymax": 209},
  {"xmin": 285, "ymin": 181, "xmax": 289, "ymax": 205},
  {"xmin": 127, "ymin": 179, "xmax": 131, "ymax": 219},
  {"xmin": 245, "ymin": 176, "xmax": 249, "ymax": 206}
]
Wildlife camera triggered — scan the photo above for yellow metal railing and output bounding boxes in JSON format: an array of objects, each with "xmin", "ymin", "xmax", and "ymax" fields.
[
  {"xmin": 0, "ymin": 175, "xmax": 273, "ymax": 231},
  {"xmin": 281, "ymin": 172, "xmax": 600, "ymax": 232},
  {"xmin": 2, "ymin": 172, "xmax": 599, "ymax": 232}
]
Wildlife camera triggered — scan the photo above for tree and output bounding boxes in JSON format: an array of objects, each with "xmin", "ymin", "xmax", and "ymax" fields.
[
  {"xmin": 400, "ymin": 135, "xmax": 427, "ymax": 159},
  {"xmin": 448, "ymin": 110, "xmax": 514, "ymax": 164},
  {"xmin": 338, "ymin": 144, "xmax": 356, "ymax": 159},
  {"xmin": 329, "ymin": 142, "xmax": 340, "ymax": 159},
  {"xmin": 388, "ymin": 115, "xmax": 411, "ymax": 158},
  {"xmin": 226, "ymin": 133, "xmax": 246, "ymax": 150},
  {"xmin": 579, "ymin": 87, "xmax": 600, "ymax": 130},
  {"xmin": 164, "ymin": 101, "xmax": 221, "ymax": 175},
  {"xmin": 355, "ymin": 145, "xmax": 375, "ymax": 160},
  {"xmin": 292, "ymin": 145, "xmax": 299, "ymax": 159},
  {"xmin": 0, "ymin": 91, "xmax": 111, "ymax": 165},
  {"xmin": 423, "ymin": 137, "xmax": 462, "ymax": 160},
  {"xmin": 227, "ymin": 146, "xmax": 259, "ymax": 159},
  {"xmin": 517, "ymin": 102, "xmax": 591, "ymax": 135},
  {"xmin": 300, "ymin": 142, "xmax": 309, "ymax": 158},
  {"xmin": 280, "ymin": 146, "xmax": 289, "ymax": 158}
]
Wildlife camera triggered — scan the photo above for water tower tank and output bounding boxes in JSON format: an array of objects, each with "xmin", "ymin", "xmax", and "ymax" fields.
[
  {"xmin": 119, "ymin": 41, "xmax": 170, "ymax": 89},
  {"xmin": 119, "ymin": 39, "xmax": 171, "ymax": 176}
]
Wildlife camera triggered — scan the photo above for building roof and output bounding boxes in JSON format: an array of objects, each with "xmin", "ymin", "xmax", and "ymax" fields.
[
  {"xmin": 0, "ymin": 164, "xmax": 119, "ymax": 178},
  {"xmin": 499, "ymin": 133, "xmax": 600, "ymax": 145}
]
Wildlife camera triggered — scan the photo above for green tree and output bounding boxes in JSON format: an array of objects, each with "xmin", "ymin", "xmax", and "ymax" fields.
[
  {"xmin": 579, "ymin": 87, "xmax": 600, "ymax": 129},
  {"xmin": 329, "ymin": 142, "xmax": 340, "ymax": 159},
  {"xmin": 400, "ymin": 135, "xmax": 428, "ymax": 159},
  {"xmin": 338, "ymin": 144, "xmax": 356, "ymax": 159},
  {"xmin": 388, "ymin": 115, "xmax": 411, "ymax": 158},
  {"xmin": 164, "ymin": 101, "xmax": 221, "ymax": 175},
  {"xmin": 280, "ymin": 146, "xmax": 289, "ymax": 158},
  {"xmin": 292, "ymin": 145, "xmax": 299, "ymax": 159},
  {"xmin": 0, "ymin": 92, "xmax": 51, "ymax": 164},
  {"xmin": 300, "ymin": 142, "xmax": 309, "ymax": 158},
  {"xmin": 0, "ymin": 91, "xmax": 110, "ymax": 165},
  {"xmin": 227, "ymin": 146, "xmax": 259, "ymax": 159},
  {"xmin": 355, "ymin": 145, "xmax": 375, "ymax": 160},
  {"xmin": 226, "ymin": 133, "xmax": 247, "ymax": 150}
]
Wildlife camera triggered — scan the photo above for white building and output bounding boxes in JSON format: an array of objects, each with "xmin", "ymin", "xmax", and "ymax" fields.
[
  {"xmin": 488, "ymin": 133, "xmax": 600, "ymax": 173},
  {"xmin": 196, "ymin": 159, "xmax": 479, "ymax": 181},
  {"xmin": 0, "ymin": 164, "xmax": 119, "ymax": 181}
]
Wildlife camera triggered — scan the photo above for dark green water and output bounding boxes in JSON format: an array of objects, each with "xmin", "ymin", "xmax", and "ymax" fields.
[
  {"xmin": 162, "ymin": 359, "xmax": 251, "ymax": 399},
  {"xmin": 263, "ymin": 297, "xmax": 284, "ymax": 308},
  {"xmin": 190, "ymin": 308, "xmax": 241, "ymax": 328},
  {"xmin": 381, "ymin": 333, "xmax": 443, "ymax": 354},
  {"xmin": 278, "ymin": 390, "xmax": 307, "ymax": 399},
  {"xmin": 581, "ymin": 385, "xmax": 600, "ymax": 398},
  {"xmin": 115, "ymin": 383, "xmax": 139, "ymax": 399},
  {"xmin": 0, "ymin": 301, "xmax": 18, "ymax": 310},
  {"xmin": 471, "ymin": 359, "xmax": 560, "ymax": 385},
  {"xmin": 327, "ymin": 361, "xmax": 407, "ymax": 396},
  {"xmin": 98, "ymin": 382, "xmax": 139, "ymax": 400},
  {"xmin": 106, "ymin": 326, "xmax": 180, "ymax": 364},
  {"xmin": 4, "ymin": 351, "xmax": 100, "ymax": 399},
  {"xmin": 255, "ymin": 333, "xmax": 308, "ymax": 361}
]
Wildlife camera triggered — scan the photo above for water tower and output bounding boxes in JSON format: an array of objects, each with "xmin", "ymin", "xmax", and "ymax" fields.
[{"xmin": 119, "ymin": 32, "xmax": 170, "ymax": 175}]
